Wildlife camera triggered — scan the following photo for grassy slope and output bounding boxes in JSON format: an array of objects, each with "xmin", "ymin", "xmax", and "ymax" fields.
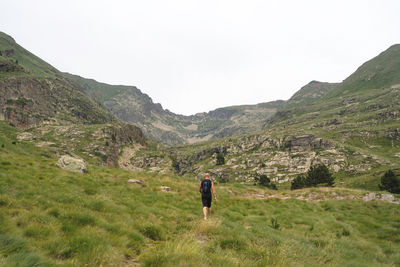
[
  {"xmin": 1, "ymin": 121, "xmax": 399, "ymax": 266},
  {"xmin": 328, "ymin": 44, "xmax": 400, "ymax": 97},
  {"xmin": 0, "ymin": 32, "xmax": 58, "ymax": 78}
]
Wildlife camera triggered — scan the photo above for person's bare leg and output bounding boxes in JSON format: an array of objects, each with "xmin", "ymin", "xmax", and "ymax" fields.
[
  {"xmin": 203, "ymin": 207, "xmax": 207, "ymax": 220},
  {"xmin": 208, "ymin": 207, "xmax": 212, "ymax": 217}
]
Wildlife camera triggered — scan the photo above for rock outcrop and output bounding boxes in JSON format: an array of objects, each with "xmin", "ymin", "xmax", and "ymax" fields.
[
  {"xmin": 0, "ymin": 76, "xmax": 115, "ymax": 128},
  {"xmin": 56, "ymin": 155, "xmax": 87, "ymax": 173}
]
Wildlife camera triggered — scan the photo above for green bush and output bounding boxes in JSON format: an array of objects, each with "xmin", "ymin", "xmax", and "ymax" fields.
[
  {"xmin": 291, "ymin": 174, "xmax": 306, "ymax": 190},
  {"xmin": 291, "ymin": 164, "xmax": 334, "ymax": 190},
  {"xmin": 379, "ymin": 170, "xmax": 400, "ymax": 193},
  {"xmin": 258, "ymin": 174, "xmax": 270, "ymax": 186},
  {"xmin": 216, "ymin": 153, "xmax": 225, "ymax": 165},
  {"xmin": 305, "ymin": 164, "xmax": 334, "ymax": 187},
  {"xmin": 271, "ymin": 217, "xmax": 280, "ymax": 230},
  {"xmin": 254, "ymin": 174, "xmax": 278, "ymax": 190}
]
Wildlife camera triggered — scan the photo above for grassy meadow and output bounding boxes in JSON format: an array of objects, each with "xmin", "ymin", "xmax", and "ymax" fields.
[{"xmin": 0, "ymin": 122, "xmax": 399, "ymax": 266}]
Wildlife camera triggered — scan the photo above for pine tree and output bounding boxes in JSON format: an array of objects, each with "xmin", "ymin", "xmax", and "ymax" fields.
[
  {"xmin": 305, "ymin": 164, "xmax": 334, "ymax": 187},
  {"xmin": 379, "ymin": 170, "xmax": 400, "ymax": 193},
  {"xmin": 291, "ymin": 174, "xmax": 306, "ymax": 190},
  {"xmin": 216, "ymin": 153, "xmax": 225, "ymax": 165}
]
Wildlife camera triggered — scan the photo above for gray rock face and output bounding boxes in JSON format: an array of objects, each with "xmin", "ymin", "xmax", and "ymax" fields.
[
  {"xmin": 284, "ymin": 134, "xmax": 330, "ymax": 151},
  {"xmin": 56, "ymin": 155, "xmax": 87, "ymax": 173}
]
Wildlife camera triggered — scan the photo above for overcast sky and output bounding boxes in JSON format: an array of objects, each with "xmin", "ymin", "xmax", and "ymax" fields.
[{"xmin": 1, "ymin": 1, "xmax": 399, "ymax": 115}]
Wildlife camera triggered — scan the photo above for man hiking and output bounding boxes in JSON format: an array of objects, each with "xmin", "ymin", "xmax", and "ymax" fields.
[{"xmin": 199, "ymin": 173, "xmax": 217, "ymax": 220}]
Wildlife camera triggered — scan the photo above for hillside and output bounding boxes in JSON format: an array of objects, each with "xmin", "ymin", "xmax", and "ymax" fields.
[
  {"xmin": 328, "ymin": 44, "xmax": 400, "ymax": 97},
  {"xmin": 0, "ymin": 32, "xmax": 116, "ymax": 127},
  {"xmin": 0, "ymin": 121, "xmax": 399, "ymax": 266}
]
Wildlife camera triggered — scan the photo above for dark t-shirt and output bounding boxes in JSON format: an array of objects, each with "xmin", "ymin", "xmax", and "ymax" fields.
[{"xmin": 201, "ymin": 179, "xmax": 212, "ymax": 198}]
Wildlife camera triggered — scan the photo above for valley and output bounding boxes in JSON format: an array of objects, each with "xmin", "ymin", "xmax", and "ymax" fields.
[{"xmin": 0, "ymin": 31, "xmax": 400, "ymax": 266}]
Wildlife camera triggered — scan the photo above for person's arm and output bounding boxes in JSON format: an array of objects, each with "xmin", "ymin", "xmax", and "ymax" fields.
[
  {"xmin": 211, "ymin": 181, "xmax": 217, "ymax": 201},
  {"xmin": 199, "ymin": 182, "xmax": 202, "ymax": 193}
]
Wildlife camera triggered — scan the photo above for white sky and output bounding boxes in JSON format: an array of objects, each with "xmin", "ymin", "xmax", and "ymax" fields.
[{"xmin": 1, "ymin": 0, "xmax": 399, "ymax": 115}]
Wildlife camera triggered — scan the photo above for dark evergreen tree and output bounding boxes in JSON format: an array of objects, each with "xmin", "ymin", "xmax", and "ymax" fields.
[
  {"xmin": 291, "ymin": 174, "xmax": 306, "ymax": 190},
  {"xmin": 216, "ymin": 153, "xmax": 225, "ymax": 165},
  {"xmin": 379, "ymin": 170, "xmax": 400, "ymax": 193},
  {"xmin": 255, "ymin": 174, "xmax": 277, "ymax": 190},
  {"xmin": 258, "ymin": 174, "xmax": 270, "ymax": 186},
  {"xmin": 305, "ymin": 164, "xmax": 334, "ymax": 187},
  {"xmin": 269, "ymin": 182, "xmax": 278, "ymax": 190}
]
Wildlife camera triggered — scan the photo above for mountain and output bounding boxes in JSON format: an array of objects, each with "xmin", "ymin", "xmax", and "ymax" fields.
[
  {"xmin": 0, "ymin": 32, "xmax": 146, "ymax": 168},
  {"xmin": 128, "ymin": 43, "xmax": 400, "ymax": 186},
  {"xmin": 0, "ymin": 31, "xmax": 288, "ymax": 145},
  {"xmin": 286, "ymin": 80, "xmax": 339, "ymax": 107},
  {"xmin": 64, "ymin": 73, "xmax": 285, "ymax": 145},
  {"xmin": 0, "ymin": 32, "xmax": 116, "ymax": 127}
]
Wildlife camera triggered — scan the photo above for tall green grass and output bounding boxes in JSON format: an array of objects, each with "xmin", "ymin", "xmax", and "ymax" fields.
[{"xmin": 0, "ymin": 122, "xmax": 399, "ymax": 266}]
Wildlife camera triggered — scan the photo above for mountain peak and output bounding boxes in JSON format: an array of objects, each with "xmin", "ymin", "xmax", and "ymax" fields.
[
  {"xmin": 0, "ymin": 31, "xmax": 16, "ymax": 44},
  {"xmin": 327, "ymin": 43, "xmax": 400, "ymax": 97}
]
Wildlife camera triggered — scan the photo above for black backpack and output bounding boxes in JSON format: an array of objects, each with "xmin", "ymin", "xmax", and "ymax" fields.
[{"xmin": 202, "ymin": 179, "xmax": 212, "ymax": 195}]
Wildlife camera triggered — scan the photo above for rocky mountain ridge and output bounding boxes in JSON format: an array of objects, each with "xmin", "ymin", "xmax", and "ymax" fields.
[
  {"xmin": 64, "ymin": 73, "xmax": 286, "ymax": 145},
  {"xmin": 124, "ymin": 44, "xmax": 400, "ymax": 184}
]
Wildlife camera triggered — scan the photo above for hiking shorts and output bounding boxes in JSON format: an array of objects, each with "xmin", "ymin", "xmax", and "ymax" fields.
[{"xmin": 202, "ymin": 195, "xmax": 212, "ymax": 208}]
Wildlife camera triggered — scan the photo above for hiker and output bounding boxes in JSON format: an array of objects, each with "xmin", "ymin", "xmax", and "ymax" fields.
[{"xmin": 199, "ymin": 173, "xmax": 217, "ymax": 220}]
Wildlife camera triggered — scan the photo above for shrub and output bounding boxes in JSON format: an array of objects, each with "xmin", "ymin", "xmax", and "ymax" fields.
[
  {"xmin": 379, "ymin": 170, "xmax": 400, "ymax": 193},
  {"xmin": 291, "ymin": 174, "xmax": 306, "ymax": 190},
  {"xmin": 342, "ymin": 229, "xmax": 350, "ymax": 236},
  {"xmin": 216, "ymin": 153, "xmax": 225, "ymax": 165},
  {"xmin": 305, "ymin": 164, "xmax": 334, "ymax": 187},
  {"xmin": 258, "ymin": 175, "xmax": 270, "ymax": 186},
  {"xmin": 271, "ymin": 217, "xmax": 280, "ymax": 230},
  {"xmin": 291, "ymin": 164, "xmax": 334, "ymax": 190},
  {"xmin": 254, "ymin": 174, "xmax": 278, "ymax": 190},
  {"xmin": 218, "ymin": 176, "xmax": 229, "ymax": 183},
  {"xmin": 268, "ymin": 183, "xmax": 278, "ymax": 190}
]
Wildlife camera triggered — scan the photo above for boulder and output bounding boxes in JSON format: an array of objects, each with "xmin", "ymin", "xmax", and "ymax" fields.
[
  {"xmin": 161, "ymin": 186, "xmax": 170, "ymax": 192},
  {"xmin": 128, "ymin": 179, "xmax": 145, "ymax": 184},
  {"xmin": 381, "ymin": 194, "xmax": 395, "ymax": 202},
  {"xmin": 362, "ymin": 192, "xmax": 376, "ymax": 201},
  {"xmin": 17, "ymin": 132, "xmax": 34, "ymax": 141},
  {"xmin": 56, "ymin": 155, "xmax": 87, "ymax": 173}
]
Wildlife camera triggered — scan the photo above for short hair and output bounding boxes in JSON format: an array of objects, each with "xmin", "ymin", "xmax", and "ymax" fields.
[{"xmin": 205, "ymin": 173, "xmax": 210, "ymax": 177}]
